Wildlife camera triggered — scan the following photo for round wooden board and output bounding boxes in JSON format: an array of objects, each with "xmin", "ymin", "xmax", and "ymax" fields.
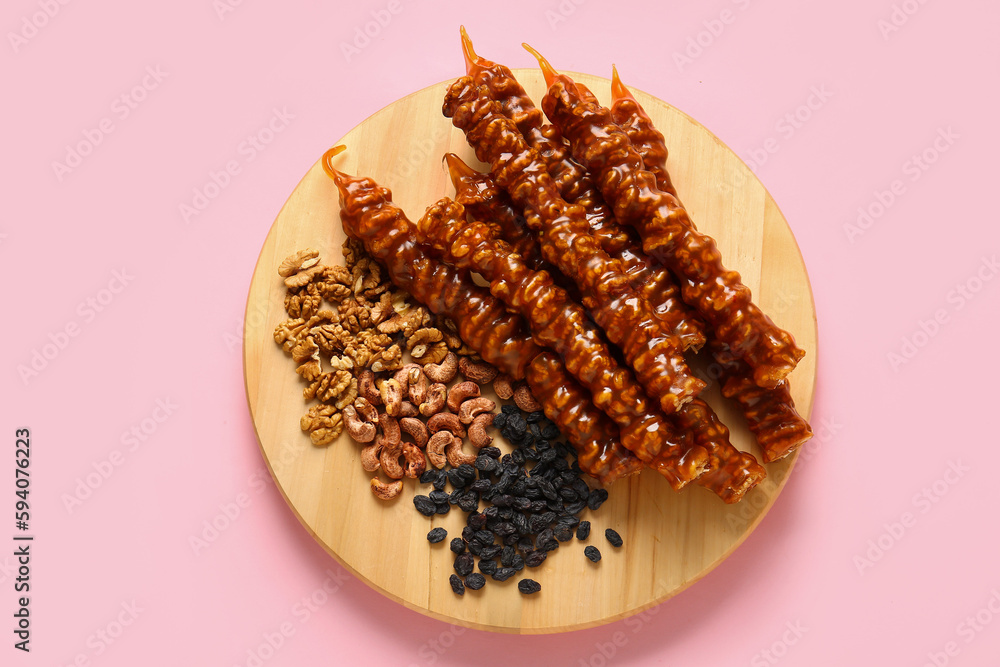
[{"xmin": 243, "ymin": 70, "xmax": 817, "ymax": 634}]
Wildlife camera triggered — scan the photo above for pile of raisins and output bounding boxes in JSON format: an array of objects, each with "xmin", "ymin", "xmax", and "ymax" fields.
[{"xmin": 414, "ymin": 405, "xmax": 621, "ymax": 596}]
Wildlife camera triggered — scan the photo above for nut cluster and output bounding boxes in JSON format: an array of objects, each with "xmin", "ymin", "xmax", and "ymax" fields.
[{"xmin": 274, "ymin": 241, "xmax": 503, "ymax": 500}]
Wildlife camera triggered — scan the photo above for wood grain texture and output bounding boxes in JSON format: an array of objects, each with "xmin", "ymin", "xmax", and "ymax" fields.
[{"xmin": 243, "ymin": 71, "xmax": 817, "ymax": 634}]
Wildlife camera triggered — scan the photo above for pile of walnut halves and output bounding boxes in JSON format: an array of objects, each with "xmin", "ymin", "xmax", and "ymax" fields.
[{"xmin": 316, "ymin": 31, "xmax": 816, "ymax": 504}]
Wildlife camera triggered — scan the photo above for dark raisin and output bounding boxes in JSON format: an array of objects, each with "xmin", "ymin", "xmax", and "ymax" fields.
[
  {"xmin": 564, "ymin": 500, "xmax": 587, "ymax": 515},
  {"xmin": 448, "ymin": 488, "xmax": 464, "ymax": 504},
  {"xmin": 475, "ymin": 455, "xmax": 497, "ymax": 473},
  {"xmin": 480, "ymin": 445, "xmax": 502, "ymax": 459},
  {"xmin": 479, "ymin": 559, "xmax": 498, "ymax": 575},
  {"xmin": 462, "ymin": 525, "xmax": 475, "ymax": 541},
  {"xmin": 492, "ymin": 567, "xmax": 517, "ymax": 582},
  {"xmin": 480, "ymin": 544, "xmax": 502, "ymax": 559},
  {"xmin": 546, "ymin": 498, "xmax": 564, "ymax": 512},
  {"xmin": 434, "ymin": 503, "xmax": 450, "ymax": 515},
  {"xmin": 492, "ymin": 494, "xmax": 511, "ymax": 508},
  {"xmin": 501, "ymin": 404, "xmax": 519, "ymax": 415},
  {"xmin": 419, "ymin": 470, "xmax": 438, "ymax": 484},
  {"xmin": 468, "ymin": 513, "xmax": 487, "ymax": 531},
  {"xmin": 554, "ymin": 525, "xmax": 574, "ymax": 542},
  {"xmin": 510, "ymin": 449, "xmax": 525, "ymax": 465},
  {"xmin": 498, "ymin": 507, "xmax": 514, "ymax": 520},
  {"xmin": 541, "ymin": 424, "xmax": 559, "ymax": 439},
  {"xmin": 576, "ymin": 521, "xmax": 591, "ymax": 540},
  {"xmin": 512, "ymin": 496, "xmax": 532, "ymax": 511},
  {"xmin": 428, "ymin": 490, "xmax": 449, "ymax": 504},
  {"xmin": 465, "ymin": 573, "xmax": 486, "ymax": 591},
  {"xmin": 450, "ymin": 538, "xmax": 466, "ymax": 554},
  {"xmin": 447, "ymin": 469, "xmax": 467, "ymax": 489},
  {"xmin": 484, "ymin": 506, "xmax": 499, "ymax": 520},
  {"xmin": 468, "ymin": 541, "xmax": 483, "ymax": 556},
  {"xmin": 605, "ymin": 528, "xmax": 623, "ymax": 548},
  {"xmin": 500, "ymin": 546, "xmax": 516, "ymax": 567},
  {"xmin": 459, "ymin": 494, "xmax": 479, "ymax": 513},
  {"xmin": 572, "ymin": 479, "xmax": 590, "ymax": 497},
  {"xmin": 524, "ymin": 550, "xmax": 547, "ymax": 568},
  {"xmin": 530, "ymin": 500, "xmax": 548, "ymax": 513},
  {"xmin": 413, "ymin": 495, "xmax": 436, "ymax": 517},
  {"xmin": 584, "ymin": 545, "xmax": 602, "ymax": 562},
  {"xmin": 517, "ymin": 537, "xmax": 534, "ymax": 553},
  {"xmin": 449, "ymin": 574, "xmax": 465, "ymax": 595},
  {"xmin": 470, "ymin": 478, "xmax": 492, "ymax": 493},
  {"xmin": 511, "ymin": 479, "xmax": 528, "ymax": 496},
  {"xmin": 432, "ymin": 475, "xmax": 448, "ymax": 491},
  {"xmin": 511, "ymin": 554, "xmax": 524, "ymax": 571},
  {"xmin": 474, "ymin": 530, "xmax": 495, "ymax": 545},
  {"xmin": 559, "ymin": 487, "xmax": 578, "ymax": 502},
  {"xmin": 427, "ymin": 527, "xmax": 448, "ymax": 543},
  {"xmin": 454, "ymin": 553, "xmax": 474, "ymax": 576},
  {"xmin": 588, "ymin": 488, "xmax": 609, "ymax": 511},
  {"xmin": 517, "ymin": 578, "xmax": 541, "ymax": 594},
  {"xmin": 513, "ymin": 512, "xmax": 530, "ymax": 536},
  {"xmin": 493, "ymin": 413, "xmax": 508, "ymax": 429},
  {"xmin": 503, "ymin": 533, "xmax": 520, "ymax": 546}
]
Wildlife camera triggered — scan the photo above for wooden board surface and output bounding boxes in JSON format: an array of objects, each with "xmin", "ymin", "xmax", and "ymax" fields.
[{"xmin": 243, "ymin": 71, "xmax": 817, "ymax": 634}]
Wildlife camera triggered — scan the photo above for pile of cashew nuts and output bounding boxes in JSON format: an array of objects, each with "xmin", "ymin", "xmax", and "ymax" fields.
[{"xmin": 342, "ymin": 351, "xmax": 538, "ymax": 500}]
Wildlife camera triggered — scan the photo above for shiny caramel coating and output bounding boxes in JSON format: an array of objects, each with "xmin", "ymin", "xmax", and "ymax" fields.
[
  {"xmin": 323, "ymin": 149, "xmax": 639, "ymax": 484},
  {"xmin": 610, "ymin": 73, "xmax": 813, "ymax": 464},
  {"xmin": 710, "ymin": 341, "xmax": 813, "ymax": 463},
  {"xmin": 463, "ymin": 44, "xmax": 706, "ymax": 351},
  {"xmin": 442, "ymin": 77, "xmax": 704, "ymax": 415},
  {"xmin": 539, "ymin": 75, "xmax": 805, "ymax": 389},
  {"xmin": 418, "ymin": 198, "xmax": 709, "ymax": 487}
]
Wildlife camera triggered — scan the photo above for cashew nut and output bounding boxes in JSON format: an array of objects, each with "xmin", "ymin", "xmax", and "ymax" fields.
[
  {"xmin": 360, "ymin": 441, "xmax": 383, "ymax": 472},
  {"xmin": 419, "ymin": 383, "xmax": 447, "ymax": 416},
  {"xmin": 447, "ymin": 381, "xmax": 481, "ymax": 414},
  {"xmin": 379, "ymin": 413, "xmax": 401, "ymax": 448},
  {"xmin": 379, "ymin": 378, "xmax": 403, "ymax": 417},
  {"xmin": 359, "ymin": 368, "xmax": 381, "ymax": 406},
  {"xmin": 342, "ymin": 405, "xmax": 376, "ymax": 443},
  {"xmin": 428, "ymin": 412, "xmax": 466, "ymax": 439},
  {"xmin": 380, "ymin": 440, "xmax": 405, "ymax": 479},
  {"xmin": 493, "ymin": 374, "xmax": 515, "ymax": 400},
  {"xmin": 354, "ymin": 397, "xmax": 379, "ymax": 424},
  {"xmin": 446, "ymin": 437, "xmax": 478, "ymax": 467},
  {"xmin": 407, "ymin": 368, "xmax": 429, "ymax": 405},
  {"xmin": 424, "ymin": 351, "xmax": 458, "ymax": 383},
  {"xmin": 370, "ymin": 476, "xmax": 403, "ymax": 500},
  {"xmin": 426, "ymin": 431, "xmax": 452, "ymax": 469},
  {"xmin": 467, "ymin": 412, "xmax": 494, "ymax": 449},
  {"xmin": 402, "ymin": 444, "xmax": 427, "ymax": 478},
  {"xmin": 513, "ymin": 384, "xmax": 542, "ymax": 412},
  {"xmin": 400, "ymin": 417, "xmax": 429, "ymax": 448},
  {"xmin": 398, "ymin": 401, "xmax": 419, "ymax": 418},
  {"xmin": 458, "ymin": 397, "xmax": 496, "ymax": 425},
  {"xmin": 459, "ymin": 357, "xmax": 498, "ymax": 384}
]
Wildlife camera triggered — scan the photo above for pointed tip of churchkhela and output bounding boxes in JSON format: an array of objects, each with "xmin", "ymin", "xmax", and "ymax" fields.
[
  {"xmin": 321, "ymin": 145, "xmax": 348, "ymax": 184},
  {"xmin": 522, "ymin": 42, "xmax": 559, "ymax": 88},
  {"xmin": 610, "ymin": 64, "xmax": 632, "ymax": 102},
  {"xmin": 443, "ymin": 152, "xmax": 476, "ymax": 186},
  {"xmin": 460, "ymin": 25, "xmax": 481, "ymax": 76}
]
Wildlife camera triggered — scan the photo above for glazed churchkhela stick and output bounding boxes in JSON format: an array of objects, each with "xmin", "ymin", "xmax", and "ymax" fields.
[
  {"xmin": 533, "ymin": 50, "xmax": 806, "ymax": 390},
  {"xmin": 461, "ymin": 31, "xmax": 705, "ymax": 352},
  {"xmin": 443, "ymin": 153, "xmax": 543, "ymax": 272},
  {"xmin": 610, "ymin": 72, "xmax": 813, "ymax": 463},
  {"xmin": 321, "ymin": 146, "xmax": 642, "ymax": 484},
  {"xmin": 417, "ymin": 198, "xmax": 709, "ymax": 488},
  {"xmin": 442, "ymin": 76, "xmax": 705, "ymax": 416},
  {"xmin": 440, "ymin": 160, "xmax": 761, "ymax": 499}
]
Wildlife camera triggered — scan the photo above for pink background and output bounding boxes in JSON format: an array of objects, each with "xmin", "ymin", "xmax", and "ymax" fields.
[{"xmin": 3, "ymin": 0, "xmax": 999, "ymax": 665}]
